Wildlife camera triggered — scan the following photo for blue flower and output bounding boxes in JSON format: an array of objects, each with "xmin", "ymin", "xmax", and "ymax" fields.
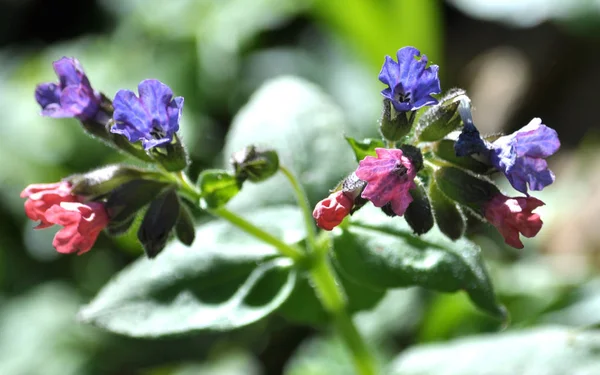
[
  {"xmin": 35, "ymin": 57, "xmax": 101, "ymax": 121},
  {"xmin": 490, "ymin": 118, "xmax": 560, "ymax": 194},
  {"xmin": 378, "ymin": 46, "xmax": 441, "ymax": 112},
  {"xmin": 111, "ymin": 79, "xmax": 184, "ymax": 150}
]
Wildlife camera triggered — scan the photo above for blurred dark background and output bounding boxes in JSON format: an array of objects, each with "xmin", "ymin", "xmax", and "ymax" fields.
[{"xmin": 1, "ymin": 1, "xmax": 599, "ymax": 374}]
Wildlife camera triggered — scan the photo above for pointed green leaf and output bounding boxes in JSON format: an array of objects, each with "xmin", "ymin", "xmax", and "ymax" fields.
[
  {"xmin": 344, "ymin": 136, "xmax": 385, "ymax": 163},
  {"xmin": 79, "ymin": 206, "xmax": 305, "ymax": 337},
  {"xmin": 332, "ymin": 205, "xmax": 505, "ymax": 319},
  {"xmin": 198, "ymin": 169, "xmax": 241, "ymax": 209}
]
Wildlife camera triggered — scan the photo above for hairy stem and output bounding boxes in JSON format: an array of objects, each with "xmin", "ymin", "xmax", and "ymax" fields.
[
  {"xmin": 280, "ymin": 165, "xmax": 378, "ymax": 375},
  {"xmin": 279, "ymin": 165, "xmax": 317, "ymax": 253}
]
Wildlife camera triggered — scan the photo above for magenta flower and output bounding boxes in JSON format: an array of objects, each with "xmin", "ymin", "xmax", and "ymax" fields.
[
  {"xmin": 34, "ymin": 57, "xmax": 102, "ymax": 121},
  {"xmin": 490, "ymin": 118, "xmax": 560, "ymax": 194},
  {"xmin": 378, "ymin": 47, "xmax": 441, "ymax": 112},
  {"xmin": 484, "ymin": 193, "xmax": 544, "ymax": 249},
  {"xmin": 355, "ymin": 148, "xmax": 417, "ymax": 216}
]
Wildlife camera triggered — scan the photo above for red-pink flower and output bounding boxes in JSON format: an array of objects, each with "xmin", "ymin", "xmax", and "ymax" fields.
[
  {"xmin": 313, "ymin": 191, "xmax": 354, "ymax": 231},
  {"xmin": 21, "ymin": 181, "xmax": 108, "ymax": 254},
  {"xmin": 44, "ymin": 202, "xmax": 108, "ymax": 254},
  {"xmin": 355, "ymin": 148, "xmax": 417, "ymax": 216},
  {"xmin": 21, "ymin": 182, "xmax": 77, "ymax": 228},
  {"xmin": 484, "ymin": 193, "xmax": 544, "ymax": 249}
]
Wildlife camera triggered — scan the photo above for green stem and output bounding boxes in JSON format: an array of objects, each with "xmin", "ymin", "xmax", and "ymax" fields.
[
  {"xmin": 168, "ymin": 170, "xmax": 303, "ymax": 262},
  {"xmin": 310, "ymin": 256, "xmax": 378, "ymax": 375},
  {"xmin": 210, "ymin": 207, "xmax": 305, "ymax": 263},
  {"xmin": 279, "ymin": 165, "xmax": 377, "ymax": 375},
  {"xmin": 279, "ymin": 165, "xmax": 317, "ymax": 252}
]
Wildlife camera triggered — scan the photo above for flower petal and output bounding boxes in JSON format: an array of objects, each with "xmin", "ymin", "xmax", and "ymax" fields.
[
  {"xmin": 112, "ymin": 89, "xmax": 152, "ymax": 142},
  {"xmin": 35, "ymin": 83, "xmax": 61, "ymax": 109}
]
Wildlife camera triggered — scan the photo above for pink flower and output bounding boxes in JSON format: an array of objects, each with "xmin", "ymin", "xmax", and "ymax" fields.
[
  {"xmin": 355, "ymin": 148, "xmax": 417, "ymax": 216},
  {"xmin": 44, "ymin": 202, "xmax": 108, "ymax": 254},
  {"xmin": 313, "ymin": 191, "xmax": 354, "ymax": 231},
  {"xmin": 21, "ymin": 181, "xmax": 108, "ymax": 254},
  {"xmin": 484, "ymin": 193, "xmax": 544, "ymax": 249},
  {"xmin": 21, "ymin": 182, "xmax": 77, "ymax": 228}
]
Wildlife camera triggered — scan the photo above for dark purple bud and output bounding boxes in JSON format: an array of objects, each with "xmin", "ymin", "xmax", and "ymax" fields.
[{"xmin": 138, "ymin": 189, "xmax": 181, "ymax": 258}]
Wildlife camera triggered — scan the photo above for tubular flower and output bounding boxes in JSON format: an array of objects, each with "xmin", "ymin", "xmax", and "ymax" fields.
[
  {"xmin": 34, "ymin": 57, "xmax": 102, "ymax": 120},
  {"xmin": 484, "ymin": 193, "xmax": 544, "ymax": 249},
  {"xmin": 490, "ymin": 118, "xmax": 560, "ymax": 194},
  {"xmin": 355, "ymin": 148, "xmax": 417, "ymax": 217},
  {"xmin": 378, "ymin": 46, "xmax": 441, "ymax": 112},
  {"xmin": 111, "ymin": 79, "xmax": 184, "ymax": 150},
  {"xmin": 21, "ymin": 182, "xmax": 108, "ymax": 254},
  {"xmin": 313, "ymin": 191, "xmax": 354, "ymax": 231},
  {"xmin": 21, "ymin": 182, "xmax": 78, "ymax": 228}
]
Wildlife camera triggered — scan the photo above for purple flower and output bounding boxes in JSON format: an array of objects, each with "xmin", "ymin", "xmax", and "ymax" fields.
[
  {"xmin": 111, "ymin": 79, "xmax": 184, "ymax": 150},
  {"xmin": 378, "ymin": 47, "xmax": 441, "ymax": 112},
  {"xmin": 35, "ymin": 57, "xmax": 101, "ymax": 121},
  {"xmin": 355, "ymin": 148, "xmax": 417, "ymax": 216},
  {"xmin": 490, "ymin": 118, "xmax": 560, "ymax": 194}
]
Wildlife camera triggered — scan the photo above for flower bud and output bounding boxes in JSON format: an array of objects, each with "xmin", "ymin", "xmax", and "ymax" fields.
[
  {"xmin": 69, "ymin": 165, "xmax": 164, "ymax": 198},
  {"xmin": 231, "ymin": 145, "xmax": 279, "ymax": 183},
  {"xmin": 379, "ymin": 99, "xmax": 414, "ymax": 142},
  {"xmin": 175, "ymin": 203, "xmax": 195, "ymax": 246},
  {"xmin": 138, "ymin": 189, "xmax": 181, "ymax": 258},
  {"xmin": 434, "ymin": 166, "xmax": 499, "ymax": 212},
  {"xmin": 399, "ymin": 144, "xmax": 423, "ymax": 172},
  {"xmin": 429, "ymin": 181, "xmax": 465, "ymax": 240},
  {"xmin": 416, "ymin": 89, "xmax": 466, "ymax": 142},
  {"xmin": 148, "ymin": 134, "xmax": 189, "ymax": 172},
  {"xmin": 404, "ymin": 181, "xmax": 434, "ymax": 235},
  {"xmin": 313, "ymin": 191, "xmax": 353, "ymax": 231}
]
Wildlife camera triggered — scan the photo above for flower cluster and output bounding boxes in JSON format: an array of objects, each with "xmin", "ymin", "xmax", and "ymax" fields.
[
  {"xmin": 25, "ymin": 57, "xmax": 193, "ymax": 256},
  {"xmin": 313, "ymin": 46, "xmax": 560, "ymax": 249}
]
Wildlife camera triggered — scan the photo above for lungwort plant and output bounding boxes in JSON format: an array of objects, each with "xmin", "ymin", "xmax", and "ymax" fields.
[{"xmin": 23, "ymin": 48, "xmax": 560, "ymax": 375}]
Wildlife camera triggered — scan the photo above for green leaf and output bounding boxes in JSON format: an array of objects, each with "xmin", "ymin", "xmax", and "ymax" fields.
[
  {"xmin": 78, "ymin": 206, "xmax": 305, "ymax": 337},
  {"xmin": 389, "ymin": 327, "xmax": 600, "ymax": 375},
  {"xmin": 198, "ymin": 169, "xmax": 241, "ymax": 209},
  {"xmin": 344, "ymin": 136, "xmax": 384, "ymax": 163},
  {"xmin": 332, "ymin": 205, "xmax": 506, "ymax": 319},
  {"xmin": 223, "ymin": 76, "xmax": 356, "ymax": 210}
]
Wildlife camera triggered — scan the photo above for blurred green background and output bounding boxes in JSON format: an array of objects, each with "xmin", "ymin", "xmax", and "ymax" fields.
[{"xmin": 2, "ymin": 0, "xmax": 600, "ymax": 374}]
